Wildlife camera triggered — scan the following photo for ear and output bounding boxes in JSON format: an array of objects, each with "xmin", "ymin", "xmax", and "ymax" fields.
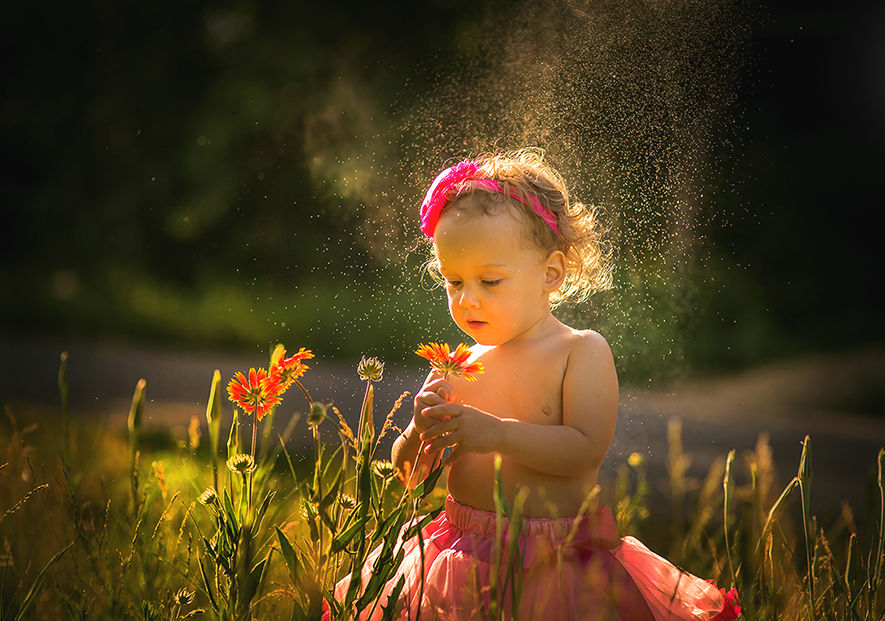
[{"xmin": 542, "ymin": 250, "xmax": 566, "ymax": 292}]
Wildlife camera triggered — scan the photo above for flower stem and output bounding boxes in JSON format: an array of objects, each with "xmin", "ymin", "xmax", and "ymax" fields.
[
  {"xmin": 412, "ymin": 372, "xmax": 447, "ymax": 488},
  {"xmin": 248, "ymin": 414, "xmax": 258, "ymax": 513},
  {"xmin": 293, "ymin": 378, "xmax": 313, "ymax": 409}
]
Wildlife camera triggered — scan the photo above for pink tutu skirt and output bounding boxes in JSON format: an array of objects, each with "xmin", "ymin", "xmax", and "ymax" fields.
[{"xmin": 329, "ymin": 496, "xmax": 740, "ymax": 621}]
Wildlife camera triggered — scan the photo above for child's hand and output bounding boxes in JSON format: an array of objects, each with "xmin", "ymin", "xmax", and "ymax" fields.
[
  {"xmin": 412, "ymin": 378, "xmax": 454, "ymax": 434},
  {"xmin": 419, "ymin": 403, "xmax": 503, "ymax": 467}
]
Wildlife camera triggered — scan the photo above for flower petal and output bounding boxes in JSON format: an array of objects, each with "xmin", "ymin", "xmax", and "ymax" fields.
[{"xmin": 415, "ymin": 342, "xmax": 484, "ymax": 381}]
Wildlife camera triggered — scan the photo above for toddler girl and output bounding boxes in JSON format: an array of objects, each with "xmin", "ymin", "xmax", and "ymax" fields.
[{"xmin": 342, "ymin": 150, "xmax": 740, "ymax": 620}]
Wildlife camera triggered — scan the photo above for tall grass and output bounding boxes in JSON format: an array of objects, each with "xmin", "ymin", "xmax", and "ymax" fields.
[{"xmin": 0, "ymin": 349, "xmax": 883, "ymax": 619}]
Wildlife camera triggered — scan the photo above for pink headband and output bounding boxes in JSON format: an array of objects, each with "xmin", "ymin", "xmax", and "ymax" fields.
[{"xmin": 419, "ymin": 159, "xmax": 560, "ymax": 238}]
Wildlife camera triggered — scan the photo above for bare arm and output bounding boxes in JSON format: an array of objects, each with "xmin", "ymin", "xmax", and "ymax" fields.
[
  {"xmin": 420, "ymin": 332, "xmax": 618, "ymax": 477},
  {"xmin": 391, "ymin": 377, "xmax": 451, "ymax": 488},
  {"xmin": 392, "ymin": 421, "xmax": 438, "ymax": 488}
]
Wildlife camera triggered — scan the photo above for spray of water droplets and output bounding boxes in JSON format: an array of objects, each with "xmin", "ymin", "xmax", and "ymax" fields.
[{"xmin": 293, "ymin": 0, "xmax": 758, "ymax": 379}]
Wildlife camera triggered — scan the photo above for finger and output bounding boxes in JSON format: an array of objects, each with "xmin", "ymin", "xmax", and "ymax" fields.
[
  {"xmin": 424, "ymin": 431, "xmax": 463, "ymax": 451},
  {"xmin": 424, "ymin": 431, "xmax": 459, "ymax": 454},
  {"xmin": 421, "ymin": 403, "xmax": 462, "ymax": 421},
  {"xmin": 416, "ymin": 391, "xmax": 447, "ymax": 407},
  {"xmin": 420, "ymin": 417, "xmax": 459, "ymax": 441},
  {"xmin": 424, "ymin": 378, "xmax": 455, "ymax": 402},
  {"xmin": 437, "ymin": 381, "xmax": 454, "ymax": 403}
]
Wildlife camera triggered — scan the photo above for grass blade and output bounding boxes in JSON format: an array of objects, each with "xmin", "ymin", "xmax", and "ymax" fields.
[
  {"xmin": 798, "ymin": 436, "xmax": 816, "ymax": 620},
  {"xmin": 206, "ymin": 370, "xmax": 223, "ymax": 492},
  {"xmin": 875, "ymin": 448, "xmax": 885, "ymax": 591},
  {"xmin": 15, "ymin": 542, "xmax": 73, "ymax": 621},
  {"xmin": 723, "ymin": 449, "xmax": 737, "ymax": 587},
  {"xmin": 58, "ymin": 351, "xmax": 70, "ymax": 472}
]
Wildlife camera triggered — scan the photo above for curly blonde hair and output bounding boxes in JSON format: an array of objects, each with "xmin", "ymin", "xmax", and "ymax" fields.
[{"xmin": 424, "ymin": 148, "xmax": 612, "ymax": 305}]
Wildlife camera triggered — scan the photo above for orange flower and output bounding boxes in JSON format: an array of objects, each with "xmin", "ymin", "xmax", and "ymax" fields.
[
  {"xmin": 227, "ymin": 368, "xmax": 283, "ymax": 420},
  {"xmin": 269, "ymin": 347, "xmax": 314, "ymax": 392},
  {"xmin": 415, "ymin": 342, "xmax": 484, "ymax": 381}
]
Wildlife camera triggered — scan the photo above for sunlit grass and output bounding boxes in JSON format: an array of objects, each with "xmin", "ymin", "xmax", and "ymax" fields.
[{"xmin": 2, "ymin": 350, "xmax": 884, "ymax": 619}]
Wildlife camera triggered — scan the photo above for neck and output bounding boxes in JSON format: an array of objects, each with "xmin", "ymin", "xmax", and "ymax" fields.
[{"xmin": 502, "ymin": 311, "xmax": 561, "ymax": 348}]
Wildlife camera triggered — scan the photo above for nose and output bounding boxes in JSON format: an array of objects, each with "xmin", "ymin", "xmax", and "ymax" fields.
[{"xmin": 458, "ymin": 283, "xmax": 481, "ymax": 309}]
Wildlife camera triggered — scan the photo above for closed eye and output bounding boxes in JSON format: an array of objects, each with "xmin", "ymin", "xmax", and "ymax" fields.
[{"xmin": 482, "ymin": 279, "xmax": 501, "ymax": 286}]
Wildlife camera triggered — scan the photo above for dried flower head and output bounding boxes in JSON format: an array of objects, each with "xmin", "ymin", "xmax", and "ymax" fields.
[
  {"xmin": 372, "ymin": 460, "xmax": 396, "ymax": 480},
  {"xmin": 173, "ymin": 587, "xmax": 195, "ymax": 607},
  {"xmin": 199, "ymin": 487, "xmax": 220, "ymax": 508},
  {"xmin": 338, "ymin": 493, "xmax": 356, "ymax": 510},
  {"xmin": 227, "ymin": 453, "xmax": 256, "ymax": 474},
  {"xmin": 270, "ymin": 346, "xmax": 314, "ymax": 392},
  {"xmin": 227, "ymin": 368, "xmax": 283, "ymax": 420},
  {"xmin": 308, "ymin": 402, "xmax": 328, "ymax": 427},
  {"xmin": 416, "ymin": 342, "xmax": 484, "ymax": 381},
  {"xmin": 357, "ymin": 356, "xmax": 385, "ymax": 382}
]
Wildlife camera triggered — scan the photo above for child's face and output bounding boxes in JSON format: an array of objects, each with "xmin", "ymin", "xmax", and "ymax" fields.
[{"xmin": 433, "ymin": 205, "xmax": 558, "ymax": 346}]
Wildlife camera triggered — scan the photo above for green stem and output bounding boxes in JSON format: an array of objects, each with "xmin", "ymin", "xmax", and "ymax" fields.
[
  {"xmin": 312, "ymin": 423, "xmax": 325, "ymax": 577},
  {"xmin": 293, "ymin": 378, "xmax": 313, "ymax": 410},
  {"xmin": 59, "ymin": 352, "xmax": 70, "ymax": 472},
  {"xmin": 876, "ymin": 449, "xmax": 885, "ymax": 589},
  {"xmin": 248, "ymin": 417, "xmax": 258, "ymax": 513}
]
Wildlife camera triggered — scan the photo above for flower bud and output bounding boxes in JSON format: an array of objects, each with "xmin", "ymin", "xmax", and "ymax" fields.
[
  {"xmin": 173, "ymin": 587, "xmax": 195, "ymax": 606},
  {"xmin": 308, "ymin": 402, "xmax": 328, "ymax": 427},
  {"xmin": 357, "ymin": 356, "xmax": 385, "ymax": 382},
  {"xmin": 227, "ymin": 453, "xmax": 256, "ymax": 474},
  {"xmin": 199, "ymin": 487, "xmax": 220, "ymax": 508},
  {"xmin": 372, "ymin": 459, "xmax": 396, "ymax": 480}
]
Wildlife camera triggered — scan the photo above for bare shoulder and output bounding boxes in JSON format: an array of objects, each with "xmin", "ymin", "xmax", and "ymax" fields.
[
  {"xmin": 560, "ymin": 329, "xmax": 618, "ymax": 463},
  {"xmin": 561, "ymin": 329, "xmax": 618, "ymax": 415},
  {"xmin": 564, "ymin": 329, "xmax": 616, "ymax": 373}
]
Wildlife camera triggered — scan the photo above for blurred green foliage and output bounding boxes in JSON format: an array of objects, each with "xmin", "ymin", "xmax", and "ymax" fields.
[{"xmin": 1, "ymin": 0, "xmax": 881, "ymax": 381}]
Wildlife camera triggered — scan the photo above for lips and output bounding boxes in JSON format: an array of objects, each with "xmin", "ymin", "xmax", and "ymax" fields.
[{"xmin": 466, "ymin": 320, "xmax": 487, "ymax": 329}]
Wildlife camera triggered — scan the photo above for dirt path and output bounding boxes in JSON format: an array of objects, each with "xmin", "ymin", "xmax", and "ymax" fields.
[{"xmin": 2, "ymin": 336, "xmax": 884, "ymax": 518}]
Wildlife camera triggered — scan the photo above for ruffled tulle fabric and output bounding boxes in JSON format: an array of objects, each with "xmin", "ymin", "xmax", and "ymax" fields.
[{"xmin": 327, "ymin": 496, "xmax": 740, "ymax": 620}]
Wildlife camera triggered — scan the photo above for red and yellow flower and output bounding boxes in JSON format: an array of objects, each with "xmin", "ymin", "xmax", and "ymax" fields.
[
  {"xmin": 269, "ymin": 346, "xmax": 314, "ymax": 392},
  {"xmin": 227, "ymin": 367, "xmax": 283, "ymax": 421},
  {"xmin": 415, "ymin": 342, "xmax": 484, "ymax": 381}
]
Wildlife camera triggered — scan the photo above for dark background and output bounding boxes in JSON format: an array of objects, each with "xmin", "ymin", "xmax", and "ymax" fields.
[{"xmin": 2, "ymin": 0, "xmax": 882, "ymax": 386}]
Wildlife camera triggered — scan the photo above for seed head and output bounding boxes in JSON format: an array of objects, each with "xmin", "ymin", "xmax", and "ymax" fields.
[
  {"xmin": 199, "ymin": 487, "xmax": 220, "ymax": 507},
  {"xmin": 338, "ymin": 493, "xmax": 356, "ymax": 510},
  {"xmin": 357, "ymin": 356, "xmax": 385, "ymax": 382},
  {"xmin": 308, "ymin": 402, "xmax": 328, "ymax": 427},
  {"xmin": 227, "ymin": 453, "xmax": 256, "ymax": 474},
  {"xmin": 173, "ymin": 587, "xmax": 195, "ymax": 606},
  {"xmin": 372, "ymin": 459, "xmax": 396, "ymax": 480}
]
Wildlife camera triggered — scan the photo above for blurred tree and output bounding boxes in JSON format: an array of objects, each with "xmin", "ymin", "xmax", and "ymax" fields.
[{"xmin": 1, "ymin": 0, "xmax": 880, "ymax": 373}]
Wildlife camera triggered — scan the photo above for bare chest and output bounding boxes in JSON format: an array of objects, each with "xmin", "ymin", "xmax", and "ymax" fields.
[{"xmin": 453, "ymin": 353, "xmax": 566, "ymax": 425}]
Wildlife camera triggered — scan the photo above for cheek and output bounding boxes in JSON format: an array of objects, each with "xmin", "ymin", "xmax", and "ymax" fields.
[{"xmin": 446, "ymin": 294, "xmax": 460, "ymax": 315}]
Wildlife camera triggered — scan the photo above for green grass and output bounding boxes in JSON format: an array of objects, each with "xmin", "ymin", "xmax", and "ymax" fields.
[{"xmin": 2, "ymin": 352, "xmax": 885, "ymax": 620}]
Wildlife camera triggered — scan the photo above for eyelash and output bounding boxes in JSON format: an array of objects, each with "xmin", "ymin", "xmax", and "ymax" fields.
[{"xmin": 445, "ymin": 279, "xmax": 501, "ymax": 288}]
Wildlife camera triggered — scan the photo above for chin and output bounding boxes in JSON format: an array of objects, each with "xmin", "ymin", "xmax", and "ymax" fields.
[{"xmin": 471, "ymin": 333, "xmax": 505, "ymax": 346}]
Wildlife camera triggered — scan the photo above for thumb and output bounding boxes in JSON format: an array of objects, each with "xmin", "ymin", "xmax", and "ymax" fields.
[{"xmin": 437, "ymin": 382, "xmax": 454, "ymax": 403}]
